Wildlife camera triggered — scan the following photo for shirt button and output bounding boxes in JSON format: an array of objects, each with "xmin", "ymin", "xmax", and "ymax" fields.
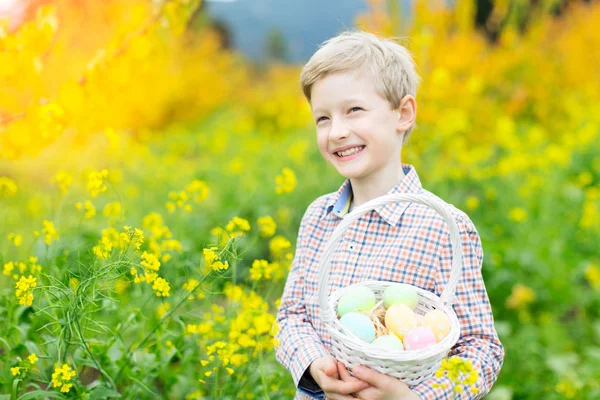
[{"xmin": 349, "ymin": 244, "xmax": 355, "ymax": 250}]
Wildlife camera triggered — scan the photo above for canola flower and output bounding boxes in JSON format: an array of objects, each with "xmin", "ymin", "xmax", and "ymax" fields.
[
  {"xmin": 103, "ymin": 201, "xmax": 122, "ymax": 220},
  {"xmin": 7, "ymin": 232, "xmax": 23, "ymax": 246},
  {"xmin": 51, "ymin": 363, "xmax": 77, "ymax": 393},
  {"xmin": 584, "ymin": 263, "xmax": 600, "ymax": 290},
  {"xmin": 52, "ymin": 171, "xmax": 73, "ymax": 194},
  {"xmin": 0, "ymin": 176, "xmax": 18, "ymax": 198},
  {"xmin": 152, "ymin": 277, "xmax": 171, "ymax": 297},
  {"xmin": 42, "ymin": 220, "xmax": 59, "ymax": 245},
  {"xmin": 506, "ymin": 283, "xmax": 536, "ymax": 309},
  {"xmin": 257, "ymin": 216, "xmax": 277, "ymax": 238},
  {"xmin": 87, "ymin": 169, "xmax": 109, "ymax": 197},
  {"xmin": 274, "ymin": 167, "xmax": 296, "ymax": 194},
  {"xmin": 120, "ymin": 226, "xmax": 144, "ymax": 250},
  {"xmin": 250, "ymin": 259, "xmax": 279, "ymax": 281},
  {"xmin": 75, "ymin": 200, "xmax": 96, "ymax": 219},
  {"xmin": 432, "ymin": 356, "xmax": 480, "ymax": 396},
  {"xmin": 269, "ymin": 235, "xmax": 291, "ymax": 259},
  {"xmin": 225, "ymin": 216, "xmax": 251, "ymax": 239},
  {"xmin": 15, "ymin": 275, "xmax": 37, "ymax": 306},
  {"xmin": 11, "ymin": 353, "xmax": 39, "ymax": 377}
]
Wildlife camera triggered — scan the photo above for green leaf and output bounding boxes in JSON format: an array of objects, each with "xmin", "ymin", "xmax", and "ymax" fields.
[
  {"xmin": 89, "ymin": 386, "xmax": 122, "ymax": 400},
  {"xmin": 18, "ymin": 390, "xmax": 66, "ymax": 400}
]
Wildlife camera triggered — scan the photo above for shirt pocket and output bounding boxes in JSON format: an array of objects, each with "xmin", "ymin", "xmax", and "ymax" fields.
[{"xmin": 362, "ymin": 238, "xmax": 434, "ymax": 290}]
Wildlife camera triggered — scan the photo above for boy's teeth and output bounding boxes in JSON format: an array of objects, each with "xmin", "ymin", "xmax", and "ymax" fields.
[{"xmin": 337, "ymin": 146, "xmax": 364, "ymax": 157}]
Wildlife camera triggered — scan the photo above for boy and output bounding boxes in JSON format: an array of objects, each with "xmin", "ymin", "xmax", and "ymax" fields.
[{"xmin": 275, "ymin": 30, "xmax": 504, "ymax": 400}]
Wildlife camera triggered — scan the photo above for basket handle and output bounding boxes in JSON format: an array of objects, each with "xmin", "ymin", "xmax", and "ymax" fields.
[{"xmin": 317, "ymin": 193, "xmax": 464, "ymax": 325}]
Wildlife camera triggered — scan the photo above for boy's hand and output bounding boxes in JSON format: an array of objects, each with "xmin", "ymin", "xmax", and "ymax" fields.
[
  {"xmin": 337, "ymin": 362, "xmax": 422, "ymax": 400},
  {"xmin": 309, "ymin": 355, "xmax": 370, "ymax": 399}
]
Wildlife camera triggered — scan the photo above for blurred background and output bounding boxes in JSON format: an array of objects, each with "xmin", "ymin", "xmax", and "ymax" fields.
[{"xmin": 0, "ymin": 0, "xmax": 599, "ymax": 399}]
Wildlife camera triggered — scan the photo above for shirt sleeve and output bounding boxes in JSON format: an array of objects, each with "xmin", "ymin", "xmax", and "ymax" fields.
[
  {"xmin": 410, "ymin": 217, "xmax": 505, "ymax": 400},
  {"xmin": 298, "ymin": 368, "xmax": 327, "ymax": 399},
  {"xmin": 274, "ymin": 202, "xmax": 329, "ymax": 390}
]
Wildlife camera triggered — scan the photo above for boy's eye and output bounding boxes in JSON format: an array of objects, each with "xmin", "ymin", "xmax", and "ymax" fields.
[{"xmin": 316, "ymin": 107, "xmax": 361, "ymax": 124}]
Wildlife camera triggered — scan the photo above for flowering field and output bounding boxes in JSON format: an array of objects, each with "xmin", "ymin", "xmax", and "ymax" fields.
[{"xmin": 1, "ymin": 0, "xmax": 599, "ymax": 399}]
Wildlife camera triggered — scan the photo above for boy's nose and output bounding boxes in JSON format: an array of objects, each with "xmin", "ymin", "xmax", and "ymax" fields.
[{"xmin": 329, "ymin": 119, "xmax": 350, "ymax": 142}]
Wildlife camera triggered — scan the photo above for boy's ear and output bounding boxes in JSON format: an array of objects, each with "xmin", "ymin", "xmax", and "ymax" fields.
[{"xmin": 395, "ymin": 95, "xmax": 417, "ymax": 134}]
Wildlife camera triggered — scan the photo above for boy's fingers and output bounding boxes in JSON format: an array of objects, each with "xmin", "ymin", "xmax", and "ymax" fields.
[
  {"xmin": 324, "ymin": 394, "xmax": 356, "ymax": 400},
  {"xmin": 320, "ymin": 375, "xmax": 370, "ymax": 395},
  {"xmin": 337, "ymin": 362, "xmax": 366, "ymax": 385}
]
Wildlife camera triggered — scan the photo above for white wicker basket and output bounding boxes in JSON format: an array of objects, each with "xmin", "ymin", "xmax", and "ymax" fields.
[{"xmin": 317, "ymin": 193, "xmax": 463, "ymax": 385}]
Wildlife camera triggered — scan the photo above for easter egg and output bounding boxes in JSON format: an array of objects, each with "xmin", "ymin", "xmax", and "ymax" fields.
[
  {"xmin": 422, "ymin": 310, "xmax": 451, "ymax": 342},
  {"xmin": 370, "ymin": 334, "xmax": 404, "ymax": 351},
  {"xmin": 382, "ymin": 283, "xmax": 419, "ymax": 309},
  {"xmin": 339, "ymin": 312, "xmax": 376, "ymax": 343},
  {"xmin": 337, "ymin": 286, "xmax": 376, "ymax": 317},
  {"xmin": 384, "ymin": 304, "xmax": 417, "ymax": 340},
  {"xmin": 403, "ymin": 326, "xmax": 437, "ymax": 350}
]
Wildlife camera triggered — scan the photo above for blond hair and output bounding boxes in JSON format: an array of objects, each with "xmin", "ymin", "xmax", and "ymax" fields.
[{"xmin": 300, "ymin": 29, "xmax": 421, "ymax": 141}]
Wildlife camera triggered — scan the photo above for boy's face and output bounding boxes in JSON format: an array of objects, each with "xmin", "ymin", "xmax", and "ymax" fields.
[{"xmin": 310, "ymin": 70, "xmax": 408, "ymax": 184}]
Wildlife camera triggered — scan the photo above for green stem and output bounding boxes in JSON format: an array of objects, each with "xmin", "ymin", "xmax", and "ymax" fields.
[
  {"xmin": 114, "ymin": 269, "xmax": 216, "ymax": 384},
  {"xmin": 257, "ymin": 345, "xmax": 270, "ymax": 400},
  {"xmin": 74, "ymin": 318, "xmax": 116, "ymax": 389}
]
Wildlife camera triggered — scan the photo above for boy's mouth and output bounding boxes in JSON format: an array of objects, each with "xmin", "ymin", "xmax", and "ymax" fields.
[{"xmin": 334, "ymin": 145, "xmax": 366, "ymax": 158}]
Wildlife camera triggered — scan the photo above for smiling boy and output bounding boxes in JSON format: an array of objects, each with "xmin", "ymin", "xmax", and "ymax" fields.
[{"xmin": 275, "ymin": 30, "xmax": 504, "ymax": 399}]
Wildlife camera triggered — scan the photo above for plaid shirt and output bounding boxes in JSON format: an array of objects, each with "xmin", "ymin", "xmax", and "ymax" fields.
[{"xmin": 275, "ymin": 164, "xmax": 504, "ymax": 400}]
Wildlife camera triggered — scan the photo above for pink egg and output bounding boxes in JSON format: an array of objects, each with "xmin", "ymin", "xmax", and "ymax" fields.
[{"xmin": 403, "ymin": 326, "xmax": 436, "ymax": 350}]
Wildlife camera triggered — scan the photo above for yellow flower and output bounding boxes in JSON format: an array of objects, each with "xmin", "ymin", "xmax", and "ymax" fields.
[
  {"xmin": 87, "ymin": 169, "xmax": 109, "ymax": 197},
  {"xmin": 584, "ymin": 263, "xmax": 600, "ymax": 290},
  {"xmin": 51, "ymin": 363, "xmax": 76, "ymax": 393},
  {"xmin": 257, "ymin": 216, "xmax": 277, "ymax": 238},
  {"xmin": 0, "ymin": 176, "xmax": 18, "ymax": 198},
  {"xmin": 152, "ymin": 277, "xmax": 171, "ymax": 297},
  {"xmin": 141, "ymin": 251, "xmax": 160, "ymax": 272},
  {"xmin": 465, "ymin": 196, "xmax": 479, "ymax": 210},
  {"xmin": 75, "ymin": 200, "xmax": 96, "ymax": 219},
  {"xmin": 42, "ymin": 220, "xmax": 59, "ymax": 245},
  {"xmin": 28, "ymin": 353, "xmax": 38, "ymax": 363},
  {"xmin": 103, "ymin": 201, "xmax": 122, "ymax": 219},
  {"xmin": 15, "ymin": 275, "xmax": 37, "ymax": 306},
  {"xmin": 275, "ymin": 167, "xmax": 296, "ymax": 194},
  {"xmin": 3, "ymin": 261, "xmax": 15, "ymax": 276},
  {"xmin": 11, "ymin": 367, "xmax": 21, "ymax": 376},
  {"xmin": 52, "ymin": 171, "xmax": 73, "ymax": 194},
  {"xmin": 157, "ymin": 302, "xmax": 171, "ymax": 318},
  {"xmin": 121, "ymin": 226, "xmax": 144, "ymax": 250},
  {"xmin": 203, "ymin": 247, "xmax": 220, "ymax": 268},
  {"xmin": 506, "ymin": 283, "xmax": 536, "ymax": 309},
  {"xmin": 509, "ymin": 207, "xmax": 528, "ymax": 222},
  {"xmin": 269, "ymin": 235, "xmax": 291, "ymax": 259},
  {"xmin": 212, "ymin": 260, "xmax": 229, "ymax": 271},
  {"xmin": 8, "ymin": 232, "xmax": 23, "ymax": 246},
  {"xmin": 185, "ymin": 179, "xmax": 210, "ymax": 203},
  {"xmin": 225, "ymin": 216, "xmax": 250, "ymax": 238},
  {"xmin": 434, "ymin": 356, "xmax": 479, "ymax": 394}
]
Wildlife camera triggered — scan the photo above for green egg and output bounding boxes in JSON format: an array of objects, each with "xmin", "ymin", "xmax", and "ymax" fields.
[
  {"xmin": 383, "ymin": 283, "xmax": 419, "ymax": 309},
  {"xmin": 337, "ymin": 286, "xmax": 376, "ymax": 317},
  {"xmin": 371, "ymin": 334, "xmax": 405, "ymax": 350}
]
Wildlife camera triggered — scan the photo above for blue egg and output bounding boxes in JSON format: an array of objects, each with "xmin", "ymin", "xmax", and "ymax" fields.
[{"xmin": 339, "ymin": 312, "xmax": 376, "ymax": 343}]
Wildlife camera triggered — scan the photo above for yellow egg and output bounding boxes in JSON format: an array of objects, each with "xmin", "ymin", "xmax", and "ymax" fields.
[
  {"xmin": 384, "ymin": 304, "xmax": 417, "ymax": 340},
  {"xmin": 422, "ymin": 310, "xmax": 451, "ymax": 342}
]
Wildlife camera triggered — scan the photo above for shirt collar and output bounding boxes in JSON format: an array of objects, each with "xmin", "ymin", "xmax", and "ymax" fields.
[{"xmin": 320, "ymin": 164, "xmax": 424, "ymax": 227}]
